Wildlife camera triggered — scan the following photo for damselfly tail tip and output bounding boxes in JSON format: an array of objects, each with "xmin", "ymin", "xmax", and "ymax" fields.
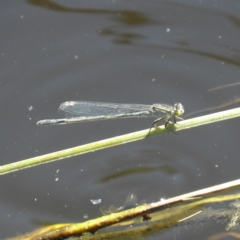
[
  {"xmin": 36, "ymin": 119, "xmax": 57, "ymax": 126},
  {"xmin": 36, "ymin": 120, "xmax": 47, "ymax": 126}
]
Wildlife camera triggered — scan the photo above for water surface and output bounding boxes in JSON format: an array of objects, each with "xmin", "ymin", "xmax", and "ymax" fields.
[{"xmin": 1, "ymin": 1, "xmax": 240, "ymax": 239}]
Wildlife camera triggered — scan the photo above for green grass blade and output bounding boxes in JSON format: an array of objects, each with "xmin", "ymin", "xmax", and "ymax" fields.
[{"xmin": 1, "ymin": 107, "xmax": 240, "ymax": 175}]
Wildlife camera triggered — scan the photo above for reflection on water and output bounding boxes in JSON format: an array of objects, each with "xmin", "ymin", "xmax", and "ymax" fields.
[
  {"xmin": 101, "ymin": 193, "xmax": 139, "ymax": 215},
  {"xmin": 208, "ymin": 82, "xmax": 240, "ymax": 92},
  {"xmin": 27, "ymin": 0, "xmax": 152, "ymax": 25},
  {"xmin": 27, "ymin": 0, "xmax": 153, "ymax": 44},
  {"xmin": 226, "ymin": 199, "xmax": 240, "ymax": 231},
  {"xmin": 99, "ymin": 165, "xmax": 178, "ymax": 183},
  {"xmin": 185, "ymin": 97, "xmax": 240, "ymax": 118}
]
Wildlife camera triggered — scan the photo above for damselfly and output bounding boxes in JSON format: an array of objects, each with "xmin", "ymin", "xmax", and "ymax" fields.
[{"xmin": 37, "ymin": 101, "xmax": 184, "ymax": 134}]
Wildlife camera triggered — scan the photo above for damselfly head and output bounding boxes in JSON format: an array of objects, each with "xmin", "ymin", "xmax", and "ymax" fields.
[{"xmin": 173, "ymin": 103, "xmax": 184, "ymax": 116}]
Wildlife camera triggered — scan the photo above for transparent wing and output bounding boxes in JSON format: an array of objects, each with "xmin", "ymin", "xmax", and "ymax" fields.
[{"xmin": 59, "ymin": 101, "xmax": 152, "ymax": 118}]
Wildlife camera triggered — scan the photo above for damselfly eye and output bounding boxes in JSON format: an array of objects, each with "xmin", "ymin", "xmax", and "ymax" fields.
[{"xmin": 174, "ymin": 103, "xmax": 184, "ymax": 116}]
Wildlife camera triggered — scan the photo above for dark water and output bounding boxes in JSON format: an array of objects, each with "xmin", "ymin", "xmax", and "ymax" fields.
[{"xmin": 1, "ymin": 1, "xmax": 240, "ymax": 239}]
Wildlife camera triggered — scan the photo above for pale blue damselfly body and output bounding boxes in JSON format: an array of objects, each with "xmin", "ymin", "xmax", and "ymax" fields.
[{"xmin": 37, "ymin": 101, "xmax": 184, "ymax": 133}]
